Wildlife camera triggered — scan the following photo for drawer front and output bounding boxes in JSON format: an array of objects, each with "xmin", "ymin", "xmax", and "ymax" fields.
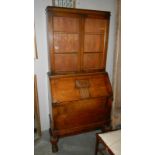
[{"xmin": 53, "ymin": 98, "xmax": 110, "ymax": 130}]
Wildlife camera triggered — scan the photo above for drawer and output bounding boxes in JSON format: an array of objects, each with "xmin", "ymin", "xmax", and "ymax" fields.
[
  {"xmin": 53, "ymin": 97, "xmax": 107, "ymax": 116},
  {"xmin": 52, "ymin": 97, "xmax": 110, "ymax": 130}
]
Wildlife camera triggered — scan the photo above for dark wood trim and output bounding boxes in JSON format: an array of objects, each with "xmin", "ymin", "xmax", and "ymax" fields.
[
  {"xmin": 85, "ymin": 32, "xmax": 104, "ymax": 35},
  {"xmin": 84, "ymin": 51, "xmax": 103, "ymax": 53},
  {"xmin": 46, "ymin": 6, "xmax": 110, "ymax": 18},
  {"xmin": 103, "ymin": 19, "xmax": 110, "ymax": 70},
  {"xmin": 48, "ymin": 71, "xmax": 107, "ymax": 78},
  {"xmin": 53, "ymin": 31, "xmax": 80, "ymax": 34},
  {"xmin": 54, "ymin": 51, "xmax": 78, "ymax": 54},
  {"xmin": 47, "ymin": 13, "xmax": 55, "ymax": 72},
  {"xmin": 79, "ymin": 15, "xmax": 84, "ymax": 71},
  {"xmin": 52, "ymin": 120, "xmax": 111, "ymax": 137},
  {"xmin": 50, "ymin": 12, "xmax": 82, "ymax": 18},
  {"xmin": 50, "ymin": 72, "xmax": 109, "ymax": 80},
  {"xmin": 104, "ymin": 74, "xmax": 113, "ymax": 97},
  {"xmin": 50, "ymin": 69, "xmax": 105, "ymax": 75}
]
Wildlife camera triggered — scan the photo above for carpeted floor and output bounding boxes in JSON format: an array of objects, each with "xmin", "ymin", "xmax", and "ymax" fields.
[{"xmin": 34, "ymin": 130, "xmax": 109, "ymax": 155}]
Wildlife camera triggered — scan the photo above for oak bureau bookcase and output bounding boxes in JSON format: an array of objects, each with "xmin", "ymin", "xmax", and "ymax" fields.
[{"xmin": 46, "ymin": 6, "xmax": 113, "ymax": 152}]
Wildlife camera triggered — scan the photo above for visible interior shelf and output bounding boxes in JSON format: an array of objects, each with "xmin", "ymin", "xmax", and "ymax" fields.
[
  {"xmin": 85, "ymin": 32, "xmax": 104, "ymax": 35},
  {"xmin": 53, "ymin": 51, "xmax": 103, "ymax": 54},
  {"xmin": 84, "ymin": 51, "xmax": 103, "ymax": 53},
  {"xmin": 54, "ymin": 51, "xmax": 78, "ymax": 54},
  {"xmin": 54, "ymin": 32, "xmax": 104, "ymax": 35},
  {"xmin": 54, "ymin": 31, "xmax": 80, "ymax": 34}
]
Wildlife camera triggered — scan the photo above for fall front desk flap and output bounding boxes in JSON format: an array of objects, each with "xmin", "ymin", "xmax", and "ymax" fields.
[{"xmin": 49, "ymin": 72, "xmax": 112, "ymax": 103}]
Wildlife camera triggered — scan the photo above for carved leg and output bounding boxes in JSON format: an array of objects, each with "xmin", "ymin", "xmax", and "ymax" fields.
[
  {"xmin": 49, "ymin": 128, "xmax": 59, "ymax": 152},
  {"xmin": 49, "ymin": 115, "xmax": 59, "ymax": 152},
  {"xmin": 51, "ymin": 136, "xmax": 59, "ymax": 153},
  {"xmin": 95, "ymin": 134, "xmax": 99, "ymax": 155}
]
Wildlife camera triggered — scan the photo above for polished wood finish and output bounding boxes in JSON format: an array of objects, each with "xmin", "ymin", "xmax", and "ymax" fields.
[
  {"xmin": 47, "ymin": 6, "xmax": 110, "ymax": 74},
  {"xmin": 49, "ymin": 73, "xmax": 112, "ymax": 152},
  {"xmin": 54, "ymin": 53, "xmax": 78, "ymax": 72},
  {"xmin": 46, "ymin": 7, "xmax": 112, "ymax": 152},
  {"xmin": 50, "ymin": 73, "xmax": 112, "ymax": 103},
  {"xmin": 53, "ymin": 16, "xmax": 80, "ymax": 32}
]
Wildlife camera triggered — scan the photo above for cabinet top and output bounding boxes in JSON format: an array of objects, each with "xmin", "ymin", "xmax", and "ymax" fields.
[{"xmin": 46, "ymin": 6, "xmax": 110, "ymax": 18}]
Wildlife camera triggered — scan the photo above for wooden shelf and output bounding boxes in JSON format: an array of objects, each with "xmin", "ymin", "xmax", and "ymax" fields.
[
  {"xmin": 54, "ymin": 31, "xmax": 80, "ymax": 34},
  {"xmin": 54, "ymin": 51, "xmax": 78, "ymax": 54},
  {"xmin": 85, "ymin": 32, "xmax": 104, "ymax": 35},
  {"xmin": 84, "ymin": 51, "xmax": 103, "ymax": 53}
]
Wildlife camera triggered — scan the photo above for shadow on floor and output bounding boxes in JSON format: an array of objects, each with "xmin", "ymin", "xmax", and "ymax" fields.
[{"xmin": 34, "ymin": 130, "xmax": 104, "ymax": 155}]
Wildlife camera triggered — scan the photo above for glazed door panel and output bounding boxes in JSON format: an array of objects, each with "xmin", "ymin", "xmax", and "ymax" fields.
[
  {"xmin": 54, "ymin": 54, "xmax": 78, "ymax": 72},
  {"xmin": 54, "ymin": 33, "xmax": 79, "ymax": 53},
  {"xmin": 83, "ymin": 18, "xmax": 107, "ymax": 71},
  {"xmin": 48, "ymin": 13, "xmax": 109, "ymax": 73},
  {"xmin": 52, "ymin": 16, "xmax": 81, "ymax": 73},
  {"xmin": 83, "ymin": 53, "xmax": 101, "ymax": 69},
  {"xmin": 85, "ymin": 18, "xmax": 106, "ymax": 33},
  {"xmin": 53, "ymin": 16, "xmax": 80, "ymax": 32},
  {"xmin": 84, "ymin": 34, "xmax": 103, "ymax": 52}
]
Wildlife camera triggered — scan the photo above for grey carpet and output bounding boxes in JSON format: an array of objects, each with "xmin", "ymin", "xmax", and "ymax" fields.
[{"xmin": 34, "ymin": 130, "xmax": 109, "ymax": 155}]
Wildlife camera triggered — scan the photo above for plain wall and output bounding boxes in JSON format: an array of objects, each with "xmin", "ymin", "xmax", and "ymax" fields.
[{"xmin": 34, "ymin": 0, "xmax": 116, "ymax": 131}]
